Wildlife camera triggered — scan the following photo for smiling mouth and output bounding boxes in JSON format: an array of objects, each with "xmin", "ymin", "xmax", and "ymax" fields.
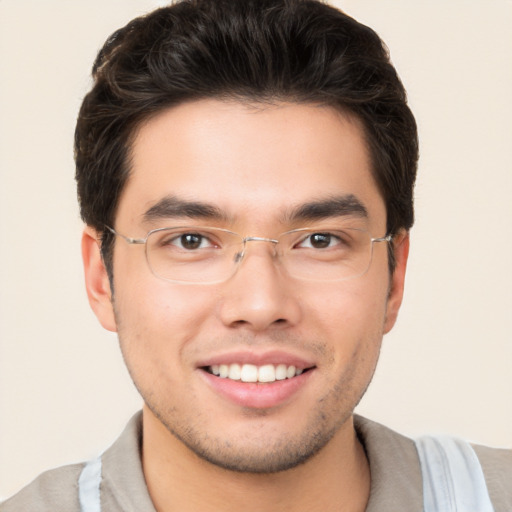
[{"xmin": 203, "ymin": 363, "xmax": 313, "ymax": 383}]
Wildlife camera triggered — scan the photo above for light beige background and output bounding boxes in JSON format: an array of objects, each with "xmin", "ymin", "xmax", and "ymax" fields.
[{"xmin": 1, "ymin": 0, "xmax": 511, "ymax": 500}]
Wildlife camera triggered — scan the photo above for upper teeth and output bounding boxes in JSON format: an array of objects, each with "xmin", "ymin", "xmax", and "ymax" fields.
[{"xmin": 210, "ymin": 363, "xmax": 304, "ymax": 383}]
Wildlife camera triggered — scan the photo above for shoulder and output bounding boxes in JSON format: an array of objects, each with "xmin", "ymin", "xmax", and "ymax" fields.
[
  {"xmin": 473, "ymin": 442, "xmax": 512, "ymax": 511},
  {"xmin": 354, "ymin": 415, "xmax": 512, "ymax": 511},
  {"xmin": 0, "ymin": 463, "xmax": 84, "ymax": 512},
  {"xmin": 353, "ymin": 415, "xmax": 424, "ymax": 511},
  {"xmin": 1, "ymin": 412, "xmax": 153, "ymax": 512},
  {"xmin": 354, "ymin": 414, "xmax": 421, "ymax": 469}
]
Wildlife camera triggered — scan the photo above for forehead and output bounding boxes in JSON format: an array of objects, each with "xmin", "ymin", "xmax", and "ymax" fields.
[{"xmin": 116, "ymin": 99, "xmax": 385, "ymax": 230}]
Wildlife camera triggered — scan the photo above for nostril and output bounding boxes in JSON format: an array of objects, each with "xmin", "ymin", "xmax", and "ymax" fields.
[{"xmin": 231, "ymin": 319, "xmax": 249, "ymax": 327}]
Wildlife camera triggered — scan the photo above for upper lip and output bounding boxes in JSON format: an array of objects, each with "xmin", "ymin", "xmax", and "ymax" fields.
[{"xmin": 196, "ymin": 350, "xmax": 317, "ymax": 370}]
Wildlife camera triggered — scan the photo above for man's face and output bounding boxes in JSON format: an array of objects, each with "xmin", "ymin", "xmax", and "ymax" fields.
[{"xmin": 86, "ymin": 100, "xmax": 407, "ymax": 473}]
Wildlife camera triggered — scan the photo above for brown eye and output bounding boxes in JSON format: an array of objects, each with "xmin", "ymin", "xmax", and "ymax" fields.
[
  {"xmin": 309, "ymin": 233, "xmax": 332, "ymax": 249},
  {"xmin": 180, "ymin": 233, "xmax": 203, "ymax": 250}
]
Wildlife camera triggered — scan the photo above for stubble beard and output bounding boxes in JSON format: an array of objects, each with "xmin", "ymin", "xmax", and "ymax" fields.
[
  {"xmin": 126, "ymin": 349, "xmax": 379, "ymax": 475},
  {"xmin": 114, "ymin": 307, "xmax": 382, "ymax": 475},
  {"xmin": 146, "ymin": 398, "xmax": 353, "ymax": 474}
]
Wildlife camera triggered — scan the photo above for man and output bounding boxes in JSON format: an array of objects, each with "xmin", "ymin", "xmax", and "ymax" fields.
[{"xmin": 2, "ymin": 0, "xmax": 510, "ymax": 511}]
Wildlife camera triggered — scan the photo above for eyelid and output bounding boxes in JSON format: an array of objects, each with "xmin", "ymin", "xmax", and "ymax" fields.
[
  {"xmin": 150, "ymin": 226, "xmax": 234, "ymax": 247},
  {"xmin": 295, "ymin": 218, "xmax": 368, "ymax": 230},
  {"xmin": 296, "ymin": 232, "xmax": 337, "ymax": 247},
  {"xmin": 294, "ymin": 228, "xmax": 350, "ymax": 241},
  {"xmin": 147, "ymin": 225, "xmax": 369, "ymax": 243}
]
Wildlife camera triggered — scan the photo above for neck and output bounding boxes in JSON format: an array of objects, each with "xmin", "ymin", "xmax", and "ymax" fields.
[{"xmin": 142, "ymin": 406, "xmax": 370, "ymax": 512}]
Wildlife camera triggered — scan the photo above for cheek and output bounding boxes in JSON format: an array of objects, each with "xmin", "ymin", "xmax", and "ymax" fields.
[
  {"xmin": 301, "ymin": 279, "xmax": 389, "ymax": 331},
  {"xmin": 113, "ymin": 277, "xmax": 219, "ymax": 362},
  {"xmin": 299, "ymin": 279, "xmax": 389, "ymax": 363}
]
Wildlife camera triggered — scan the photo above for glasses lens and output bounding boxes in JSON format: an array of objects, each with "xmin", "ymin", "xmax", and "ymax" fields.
[
  {"xmin": 146, "ymin": 227, "xmax": 242, "ymax": 283},
  {"xmin": 143, "ymin": 226, "xmax": 382, "ymax": 283},
  {"xmin": 279, "ymin": 228, "xmax": 374, "ymax": 281}
]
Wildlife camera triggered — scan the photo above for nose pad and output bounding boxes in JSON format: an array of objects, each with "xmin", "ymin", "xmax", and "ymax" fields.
[
  {"xmin": 219, "ymin": 238, "xmax": 300, "ymax": 330},
  {"xmin": 232, "ymin": 237, "xmax": 279, "ymax": 274}
]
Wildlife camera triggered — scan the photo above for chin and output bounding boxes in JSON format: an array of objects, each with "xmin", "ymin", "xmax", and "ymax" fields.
[{"xmin": 151, "ymin": 401, "xmax": 349, "ymax": 474}]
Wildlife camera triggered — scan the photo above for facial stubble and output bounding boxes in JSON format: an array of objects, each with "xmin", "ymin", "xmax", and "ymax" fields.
[{"xmin": 115, "ymin": 312, "xmax": 382, "ymax": 475}]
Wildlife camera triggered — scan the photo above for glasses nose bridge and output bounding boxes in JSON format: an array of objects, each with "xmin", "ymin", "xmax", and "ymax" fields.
[
  {"xmin": 242, "ymin": 235, "xmax": 279, "ymax": 245},
  {"xmin": 235, "ymin": 235, "xmax": 280, "ymax": 264},
  {"xmin": 243, "ymin": 236, "xmax": 280, "ymax": 254}
]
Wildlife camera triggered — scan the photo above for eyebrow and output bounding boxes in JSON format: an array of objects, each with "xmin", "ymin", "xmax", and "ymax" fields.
[
  {"xmin": 285, "ymin": 194, "xmax": 368, "ymax": 223},
  {"xmin": 142, "ymin": 195, "xmax": 229, "ymax": 224},
  {"xmin": 142, "ymin": 193, "xmax": 368, "ymax": 226}
]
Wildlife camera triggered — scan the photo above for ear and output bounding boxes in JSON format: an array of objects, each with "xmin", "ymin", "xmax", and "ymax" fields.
[
  {"xmin": 81, "ymin": 226, "xmax": 117, "ymax": 332},
  {"xmin": 383, "ymin": 231, "xmax": 409, "ymax": 334}
]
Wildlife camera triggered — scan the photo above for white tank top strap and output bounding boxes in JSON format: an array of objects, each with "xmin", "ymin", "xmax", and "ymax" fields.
[
  {"xmin": 415, "ymin": 435, "xmax": 494, "ymax": 512},
  {"xmin": 76, "ymin": 437, "xmax": 494, "ymax": 512},
  {"xmin": 78, "ymin": 455, "xmax": 102, "ymax": 512}
]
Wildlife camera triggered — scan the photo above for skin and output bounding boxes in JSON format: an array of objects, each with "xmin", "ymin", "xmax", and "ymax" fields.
[{"xmin": 82, "ymin": 99, "xmax": 409, "ymax": 511}]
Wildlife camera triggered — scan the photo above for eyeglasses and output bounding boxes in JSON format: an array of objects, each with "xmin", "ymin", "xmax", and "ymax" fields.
[{"xmin": 106, "ymin": 225, "xmax": 392, "ymax": 284}]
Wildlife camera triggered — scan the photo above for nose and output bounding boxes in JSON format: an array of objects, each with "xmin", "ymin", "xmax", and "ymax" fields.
[{"xmin": 218, "ymin": 240, "xmax": 302, "ymax": 332}]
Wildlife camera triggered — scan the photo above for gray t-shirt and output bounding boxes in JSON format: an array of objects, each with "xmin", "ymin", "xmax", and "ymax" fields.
[{"xmin": 2, "ymin": 412, "xmax": 511, "ymax": 511}]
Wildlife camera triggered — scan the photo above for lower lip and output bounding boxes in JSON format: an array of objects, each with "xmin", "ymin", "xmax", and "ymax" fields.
[{"xmin": 200, "ymin": 369, "xmax": 313, "ymax": 409}]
